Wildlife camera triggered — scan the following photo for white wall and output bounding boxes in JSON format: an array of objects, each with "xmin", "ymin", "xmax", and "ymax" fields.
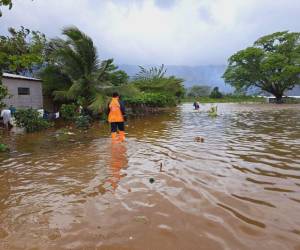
[{"xmin": 2, "ymin": 77, "xmax": 43, "ymax": 109}]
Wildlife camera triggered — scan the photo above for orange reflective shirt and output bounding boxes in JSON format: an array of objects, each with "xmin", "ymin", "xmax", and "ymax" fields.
[{"xmin": 108, "ymin": 98, "xmax": 124, "ymax": 123}]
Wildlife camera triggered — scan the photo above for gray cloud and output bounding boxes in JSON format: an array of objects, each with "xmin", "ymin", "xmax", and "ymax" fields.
[
  {"xmin": 1, "ymin": 0, "xmax": 300, "ymax": 65},
  {"xmin": 154, "ymin": 0, "xmax": 177, "ymax": 9}
]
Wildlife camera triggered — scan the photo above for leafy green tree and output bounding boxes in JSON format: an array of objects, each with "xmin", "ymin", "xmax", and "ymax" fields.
[
  {"xmin": 209, "ymin": 87, "xmax": 223, "ymax": 98},
  {"xmin": 0, "ymin": 84, "xmax": 9, "ymax": 109},
  {"xmin": 187, "ymin": 85, "xmax": 211, "ymax": 97},
  {"xmin": 0, "ymin": 0, "xmax": 33, "ymax": 17},
  {"xmin": 41, "ymin": 26, "xmax": 112, "ymax": 113},
  {"xmin": 0, "ymin": 26, "xmax": 48, "ymax": 74},
  {"xmin": 100, "ymin": 60, "xmax": 129, "ymax": 86},
  {"xmin": 110, "ymin": 70, "xmax": 129, "ymax": 86},
  {"xmin": 0, "ymin": 0, "xmax": 12, "ymax": 17},
  {"xmin": 133, "ymin": 65, "xmax": 185, "ymax": 100},
  {"xmin": 223, "ymin": 31, "xmax": 300, "ymax": 103}
]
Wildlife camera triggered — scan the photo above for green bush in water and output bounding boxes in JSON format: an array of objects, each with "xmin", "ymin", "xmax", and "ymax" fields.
[
  {"xmin": 124, "ymin": 93, "xmax": 177, "ymax": 107},
  {"xmin": 208, "ymin": 105, "xmax": 218, "ymax": 117},
  {"xmin": 14, "ymin": 108, "xmax": 51, "ymax": 132},
  {"xmin": 75, "ymin": 115, "xmax": 90, "ymax": 129},
  {"xmin": 60, "ymin": 103, "xmax": 78, "ymax": 121},
  {"xmin": 0, "ymin": 143, "xmax": 9, "ymax": 152}
]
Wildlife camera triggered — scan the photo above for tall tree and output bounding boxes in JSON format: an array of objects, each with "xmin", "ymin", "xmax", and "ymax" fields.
[
  {"xmin": 223, "ymin": 31, "xmax": 300, "ymax": 103},
  {"xmin": 133, "ymin": 65, "xmax": 185, "ymax": 99},
  {"xmin": 0, "ymin": 0, "xmax": 12, "ymax": 17},
  {"xmin": 41, "ymin": 26, "xmax": 112, "ymax": 112},
  {"xmin": 0, "ymin": 1, "xmax": 33, "ymax": 17},
  {"xmin": 100, "ymin": 60, "xmax": 129, "ymax": 86},
  {"xmin": 0, "ymin": 26, "xmax": 48, "ymax": 75}
]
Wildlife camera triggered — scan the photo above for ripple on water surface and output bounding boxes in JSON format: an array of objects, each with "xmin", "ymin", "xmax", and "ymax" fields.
[{"xmin": 0, "ymin": 103, "xmax": 300, "ymax": 250}]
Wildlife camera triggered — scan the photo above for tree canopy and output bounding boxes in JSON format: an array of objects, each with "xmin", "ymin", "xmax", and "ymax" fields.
[
  {"xmin": 133, "ymin": 64, "xmax": 185, "ymax": 99},
  {"xmin": 223, "ymin": 31, "xmax": 300, "ymax": 102},
  {"xmin": 0, "ymin": 26, "xmax": 48, "ymax": 75},
  {"xmin": 100, "ymin": 61, "xmax": 129, "ymax": 86},
  {"xmin": 0, "ymin": 0, "xmax": 12, "ymax": 17},
  {"xmin": 0, "ymin": 1, "xmax": 33, "ymax": 17},
  {"xmin": 40, "ymin": 26, "xmax": 117, "ymax": 113}
]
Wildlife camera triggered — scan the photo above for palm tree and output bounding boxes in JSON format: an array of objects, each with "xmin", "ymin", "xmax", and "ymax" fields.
[
  {"xmin": 134, "ymin": 64, "xmax": 167, "ymax": 81},
  {"xmin": 43, "ymin": 26, "xmax": 112, "ymax": 113}
]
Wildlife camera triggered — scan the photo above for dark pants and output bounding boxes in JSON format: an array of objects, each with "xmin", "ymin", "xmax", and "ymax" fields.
[{"xmin": 111, "ymin": 122, "xmax": 125, "ymax": 133}]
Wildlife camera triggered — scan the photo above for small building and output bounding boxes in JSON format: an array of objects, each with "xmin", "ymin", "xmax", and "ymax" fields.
[{"xmin": 2, "ymin": 73, "xmax": 43, "ymax": 109}]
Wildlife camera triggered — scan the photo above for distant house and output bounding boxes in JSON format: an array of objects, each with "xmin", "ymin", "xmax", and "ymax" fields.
[{"xmin": 2, "ymin": 73, "xmax": 43, "ymax": 109}]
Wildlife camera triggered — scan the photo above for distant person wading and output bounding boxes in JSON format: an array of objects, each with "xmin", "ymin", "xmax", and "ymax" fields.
[
  {"xmin": 107, "ymin": 92, "xmax": 126, "ymax": 142},
  {"xmin": 193, "ymin": 101, "xmax": 200, "ymax": 110}
]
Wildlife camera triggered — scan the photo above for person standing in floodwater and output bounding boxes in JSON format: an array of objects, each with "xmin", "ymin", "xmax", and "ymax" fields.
[
  {"xmin": 1, "ymin": 108, "xmax": 13, "ymax": 130},
  {"xmin": 193, "ymin": 101, "xmax": 200, "ymax": 110},
  {"xmin": 107, "ymin": 92, "xmax": 126, "ymax": 142}
]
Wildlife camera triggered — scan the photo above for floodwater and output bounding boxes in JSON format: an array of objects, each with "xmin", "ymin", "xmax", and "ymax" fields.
[{"xmin": 0, "ymin": 103, "xmax": 300, "ymax": 250}]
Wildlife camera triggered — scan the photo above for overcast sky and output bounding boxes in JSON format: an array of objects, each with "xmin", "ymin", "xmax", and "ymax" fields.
[{"xmin": 1, "ymin": 0, "xmax": 300, "ymax": 66}]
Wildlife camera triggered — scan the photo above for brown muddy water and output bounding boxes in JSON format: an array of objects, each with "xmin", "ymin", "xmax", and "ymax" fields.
[{"xmin": 0, "ymin": 103, "xmax": 300, "ymax": 250}]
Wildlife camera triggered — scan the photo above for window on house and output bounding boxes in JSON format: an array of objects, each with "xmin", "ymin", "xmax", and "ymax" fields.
[{"xmin": 18, "ymin": 87, "xmax": 30, "ymax": 95}]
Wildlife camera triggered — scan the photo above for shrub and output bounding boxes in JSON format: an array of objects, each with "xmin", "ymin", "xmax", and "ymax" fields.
[
  {"xmin": 75, "ymin": 115, "xmax": 90, "ymax": 129},
  {"xmin": 133, "ymin": 77, "xmax": 185, "ymax": 99},
  {"xmin": 124, "ymin": 93, "xmax": 177, "ymax": 107},
  {"xmin": 60, "ymin": 103, "xmax": 78, "ymax": 121},
  {"xmin": 14, "ymin": 108, "xmax": 51, "ymax": 132}
]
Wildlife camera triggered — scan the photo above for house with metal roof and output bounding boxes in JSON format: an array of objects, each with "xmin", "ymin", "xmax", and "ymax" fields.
[{"xmin": 1, "ymin": 73, "xmax": 43, "ymax": 109}]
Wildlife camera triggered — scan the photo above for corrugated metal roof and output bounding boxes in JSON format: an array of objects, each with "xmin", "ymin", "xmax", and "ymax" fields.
[{"xmin": 2, "ymin": 73, "xmax": 41, "ymax": 82}]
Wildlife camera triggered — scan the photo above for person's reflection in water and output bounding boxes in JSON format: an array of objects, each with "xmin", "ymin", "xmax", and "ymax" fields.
[{"xmin": 108, "ymin": 142, "xmax": 128, "ymax": 191}]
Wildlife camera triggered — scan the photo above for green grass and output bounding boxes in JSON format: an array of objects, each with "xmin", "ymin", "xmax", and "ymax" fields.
[{"xmin": 182, "ymin": 96, "xmax": 266, "ymax": 103}]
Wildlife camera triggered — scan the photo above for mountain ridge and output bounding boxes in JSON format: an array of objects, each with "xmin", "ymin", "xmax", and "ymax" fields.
[{"xmin": 119, "ymin": 64, "xmax": 300, "ymax": 95}]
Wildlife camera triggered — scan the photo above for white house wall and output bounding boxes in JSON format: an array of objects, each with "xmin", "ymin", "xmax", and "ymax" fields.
[{"xmin": 2, "ymin": 78, "xmax": 43, "ymax": 109}]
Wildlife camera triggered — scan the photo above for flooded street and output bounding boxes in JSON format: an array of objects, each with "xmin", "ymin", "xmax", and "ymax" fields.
[{"xmin": 0, "ymin": 103, "xmax": 300, "ymax": 250}]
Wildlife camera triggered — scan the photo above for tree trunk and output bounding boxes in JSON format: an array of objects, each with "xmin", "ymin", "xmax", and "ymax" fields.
[{"xmin": 275, "ymin": 95, "xmax": 283, "ymax": 104}]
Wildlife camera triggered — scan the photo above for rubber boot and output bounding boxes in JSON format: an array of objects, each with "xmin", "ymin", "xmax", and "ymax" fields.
[
  {"xmin": 118, "ymin": 131, "xmax": 126, "ymax": 142},
  {"xmin": 111, "ymin": 132, "xmax": 118, "ymax": 140}
]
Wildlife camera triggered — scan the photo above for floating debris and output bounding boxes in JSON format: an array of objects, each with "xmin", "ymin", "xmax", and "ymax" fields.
[
  {"xmin": 47, "ymin": 228, "xmax": 61, "ymax": 240},
  {"xmin": 159, "ymin": 162, "xmax": 164, "ymax": 172},
  {"xmin": 149, "ymin": 178, "xmax": 155, "ymax": 184},
  {"xmin": 194, "ymin": 137, "xmax": 204, "ymax": 143},
  {"xmin": 134, "ymin": 215, "xmax": 150, "ymax": 224}
]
